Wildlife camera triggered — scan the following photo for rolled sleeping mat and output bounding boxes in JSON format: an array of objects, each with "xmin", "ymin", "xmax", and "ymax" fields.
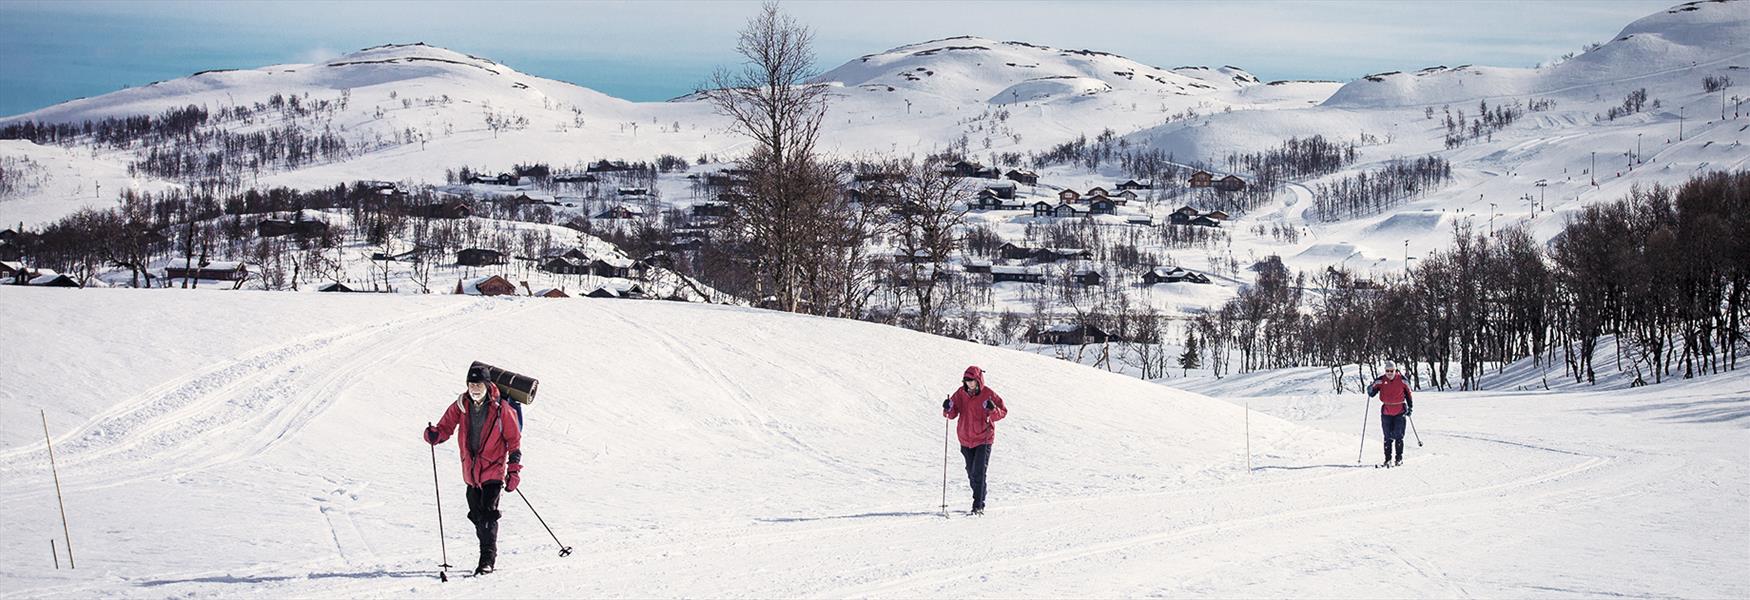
[{"xmin": 471, "ymin": 361, "xmax": 539, "ymax": 405}]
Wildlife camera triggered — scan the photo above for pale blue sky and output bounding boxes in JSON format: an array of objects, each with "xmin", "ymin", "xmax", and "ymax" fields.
[{"xmin": 0, "ymin": 0, "xmax": 1677, "ymax": 117}]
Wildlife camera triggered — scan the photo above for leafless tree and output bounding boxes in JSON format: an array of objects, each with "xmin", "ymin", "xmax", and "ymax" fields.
[
  {"xmin": 886, "ymin": 157, "xmax": 970, "ymax": 331},
  {"xmin": 702, "ymin": 1, "xmax": 835, "ymax": 312}
]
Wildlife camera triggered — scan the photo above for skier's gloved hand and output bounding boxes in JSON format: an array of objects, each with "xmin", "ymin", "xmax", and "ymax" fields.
[
  {"xmin": 943, "ymin": 398, "xmax": 953, "ymax": 412},
  {"xmin": 505, "ymin": 464, "xmax": 522, "ymax": 493},
  {"xmin": 424, "ymin": 425, "xmax": 441, "ymax": 445},
  {"xmin": 984, "ymin": 399, "xmax": 996, "ymax": 411}
]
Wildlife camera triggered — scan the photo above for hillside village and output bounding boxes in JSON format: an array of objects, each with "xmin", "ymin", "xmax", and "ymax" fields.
[{"xmin": 0, "ymin": 0, "xmax": 1745, "ymax": 375}]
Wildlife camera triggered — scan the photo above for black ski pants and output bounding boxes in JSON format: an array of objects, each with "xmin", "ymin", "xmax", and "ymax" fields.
[
  {"xmin": 960, "ymin": 443, "xmax": 992, "ymax": 509},
  {"xmin": 466, "ymin": 481, "xmax": 504, "ymax": 555},
  {"xmin": 1380, "ymin": 414, "xmax": 1407, "ymax": 461}
]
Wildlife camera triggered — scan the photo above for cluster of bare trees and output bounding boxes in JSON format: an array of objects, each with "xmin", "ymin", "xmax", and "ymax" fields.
[
  {"xmin": 702, "ymin": 1, "xmax": 880, "ymax": 317},
  {"xmin": 1310, "ymin": 156, "xmax": 1453, "ymax": 221},
  {"xmin": 1442, "ymin": 98, "xmax": 1528, "ymax": 148},
  {"xmin": 1190, "ymin": 171, "xmax": 1747, "ymax": 390},
  {"xmin": 1602, "ymin": 88, "xmax": 1654, "ymax": 122}
]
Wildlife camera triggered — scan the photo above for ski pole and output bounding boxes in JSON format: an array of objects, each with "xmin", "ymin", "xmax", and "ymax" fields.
[
  {"xmin": 429, "ymin": 424, "xmax": 452, "ymax": 581},
  {"xmin": 516, "ymin": 489, "xmax": 573, "ymax": 557},
  {"xmin": 1356, "ymin": 394, "xmax": 1371, "ymax": 464},
  {"xmin": 1408, "ymin": 414, "xmax": 1424, "ymax": 447},
  {"xmin": 42, "ymin": 410, "xmax": 73, "ymax": 569},
  {"xmin": 941, "ymin": 406, "xmax": 951, "ymax": 518}
]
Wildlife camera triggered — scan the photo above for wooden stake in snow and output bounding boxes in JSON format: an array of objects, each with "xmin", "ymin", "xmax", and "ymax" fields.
[
  {"xmin": 42, "ymin": 409, "xmax": 74, "ymax": 569},
  {"xmin": 51, "ymin": 539, "xmax": 58, "ymax": 569}
]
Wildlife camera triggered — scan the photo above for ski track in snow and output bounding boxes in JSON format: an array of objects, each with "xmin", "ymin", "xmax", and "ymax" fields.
[{"xmin": 0, "ymin": 298, "xmax": 528, "ymax": 498}]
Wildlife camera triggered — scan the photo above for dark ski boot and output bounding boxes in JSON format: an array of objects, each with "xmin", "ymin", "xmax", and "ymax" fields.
[{"xmin": 474, "ymin": 548, "xmax": 496, "ymax": 576}]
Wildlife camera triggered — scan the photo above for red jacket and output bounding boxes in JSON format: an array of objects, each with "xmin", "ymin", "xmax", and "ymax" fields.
[
  {"xmin": 1369, "ymin": 373, "xmax": 1413, "ymax": 416},
  {"xmin": 944, "ymin": 366, "xmax": 1008, "ymax": 447},
  {"xmin": 427, "ymin": 384, "xmax": 523, "ymax": 487}
]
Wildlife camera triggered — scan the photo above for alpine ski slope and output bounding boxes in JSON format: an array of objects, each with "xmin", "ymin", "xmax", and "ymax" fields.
[{"xmin": 1, "ymin": 287, "xmax": 1745, "ymax": 598}]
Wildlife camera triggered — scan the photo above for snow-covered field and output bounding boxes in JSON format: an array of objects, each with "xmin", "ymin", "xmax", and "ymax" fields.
[{"xmin": 1, "ymin": 287, "xmax": 1744, "ymax": 598}]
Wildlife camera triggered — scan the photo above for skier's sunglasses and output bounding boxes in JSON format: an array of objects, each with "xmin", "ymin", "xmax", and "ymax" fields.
[{"xmin": 1385, "ymin": 369, "xmax": 1399, "ymax": 373}]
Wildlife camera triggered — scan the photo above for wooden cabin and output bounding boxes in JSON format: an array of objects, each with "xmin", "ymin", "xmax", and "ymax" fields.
[
  {"xmin": 166, "ymin": 260, "xmax": 248, "ymax": 282},
  {"xmin": 456, "ymin": 275, "xmax": 517, "ymax": 296},
  {"xmin": 990, "ymin": 265, "xmax": 1044, "ymax": 283},
  {"xmin": 457, "ymin": 248, "xmax": 506, "ymax": 267},
  {"xmin": 1026, "ymin": 323, "xmax": 1118, "ymax": 345}
]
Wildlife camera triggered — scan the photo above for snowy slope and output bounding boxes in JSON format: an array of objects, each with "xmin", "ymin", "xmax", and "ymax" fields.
[
  {"xmin": 1324, "ymin": 0, "xmax": 1750, "ymax": 108},
  {"xmin": 0, "ymin": 140, "xmax": 180, "ymax": 227},
  {"xmin": 816, "ymin": 37, "xmax": 1259, "ymax": 105},
  {"xmin": 1125, "ymin": 0, "xmax": 1750, "ymax": 283},
  {"xmin": 2, "ymin": 288, "xmax": 1745, "ymax": 597}
]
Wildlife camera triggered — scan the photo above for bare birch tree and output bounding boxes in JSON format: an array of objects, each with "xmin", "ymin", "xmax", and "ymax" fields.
[{"xmin": 702, "ymin": 1, "xmax": 835, "ymax": 312}]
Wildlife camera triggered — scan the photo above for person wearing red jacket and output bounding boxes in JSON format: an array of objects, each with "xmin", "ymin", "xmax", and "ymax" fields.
[
  {"xmin": 943, "ymin": 366, "xmax": 1008, "ymax": 514},
  {"xmin": 424, "ymin": 365, "xmax": 523, "ymax": 575},
  {"xmin": 1367, "ymin": 361, "xmax": 1414, "ymax": 467}
]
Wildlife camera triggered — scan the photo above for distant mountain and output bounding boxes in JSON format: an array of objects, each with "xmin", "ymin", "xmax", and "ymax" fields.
[
  {"xmin": 1323, "ymin": 0, "xmax": 1750, "ymax": 108},
  {"xmin": 814, "ymin": 36, "xmax": 1262, "ymax": 107},
  {"xmin": 2, "ymin": 43, "xmax": 636, "ymax": 125}
]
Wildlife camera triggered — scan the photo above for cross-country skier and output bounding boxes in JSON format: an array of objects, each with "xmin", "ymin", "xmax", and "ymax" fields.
[
  {"xmin": 1368, "ymin": 361, "xmax": 1414, "ymax": 467},
  {"xmin": 943, "ymin": 366, "xmax": 1008, "ymax": 514},
  {"xmin": 424, "ymin": 365, "xmax": 523, "ymax": 575}
]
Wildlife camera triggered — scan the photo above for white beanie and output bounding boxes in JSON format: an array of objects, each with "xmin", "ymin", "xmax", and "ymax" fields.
[{"xmin": 1383, "ymin": 360, "xmax": 1398, "ymax": 372}]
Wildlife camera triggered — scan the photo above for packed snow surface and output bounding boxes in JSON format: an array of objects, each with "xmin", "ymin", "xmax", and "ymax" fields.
[{"xmin": 2, "ymin": 287, "xmax": 1745, "ymax": 597}]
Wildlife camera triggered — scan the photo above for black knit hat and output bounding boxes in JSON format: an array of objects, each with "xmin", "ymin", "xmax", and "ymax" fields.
[{"xmin": 466, "ymin": 365, "xmax": 489, "ymax": 383}]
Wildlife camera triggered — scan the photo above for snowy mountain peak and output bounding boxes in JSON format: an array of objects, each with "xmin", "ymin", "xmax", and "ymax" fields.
[
  {"xmin": 816, "ymin": 36, "xmax": 1259, "ymax": 106},
  {"xmin": 319, "ymin": 42, "xmax": 508, "ymax": 74}
]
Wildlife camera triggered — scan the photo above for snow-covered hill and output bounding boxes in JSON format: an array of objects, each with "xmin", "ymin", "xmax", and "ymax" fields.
[
  {"xmin": 816, "ymin": 36, "xmax": 1262, "ymax": 105},
  {"xmin": 1, "ymin": 2, "xmax": 1747, "ymax": 310},
  {"xmin": 0, "ymin": 286, "xmax": 1334, "ymax": 595},
  {"xmin": 2, "ymin": 287, "xmax": 1744, "ymax": 597},
  {"xmin": 1324, "ymin": 0, "xmax": 1750, "ymax": 108}
]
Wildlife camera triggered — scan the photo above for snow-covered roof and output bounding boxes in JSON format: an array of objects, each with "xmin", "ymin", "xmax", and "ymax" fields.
[
  {"xmin": 29, "ymin": 273, "xmax": 70, "ymax": 285},
  {"xmin": 0, "ymin": 260, "xmax": 23, "ymax": 271},
  {"xmin": 201, "ymin": 261, "xmax": 244, "ymax": 271},
  {"xmin": 990, "ymin": 265, "xmax": 1042, "ymax": 275},
  {"xmin": 459, "ymin": 275, "xmax": 503, "ymax": 295}
]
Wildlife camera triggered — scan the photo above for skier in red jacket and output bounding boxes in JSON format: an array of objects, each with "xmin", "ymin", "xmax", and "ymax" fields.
[
  {"xmin": 943, "ymin": 366, "xmax": 1008, "ymax": 514},
  {"xmin": 1367, "ymin": 361, "xmax": 1414, "ymax": 467},
  {"xmin": 425, "ymin": 365, "xmax": 523, "ymax": 575}
]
